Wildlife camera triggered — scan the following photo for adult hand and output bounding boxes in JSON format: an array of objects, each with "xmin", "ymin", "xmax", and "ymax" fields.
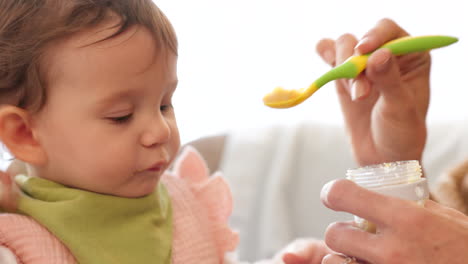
[
  {"xmin": 320, "ymin": 179, "xmax": 468, "ymax": 264},
  {"xmin": 315, "ymin": 18, "xmax": 430, "ymax": 166}
]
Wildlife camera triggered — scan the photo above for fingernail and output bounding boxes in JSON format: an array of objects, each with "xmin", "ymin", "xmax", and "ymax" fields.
[
  {"xmin": 323, "ymin": 49, "xmax": 335, "ymax": 65},
  {"xmin": 355, "ymin": 37, "xmax": 370, "ymax": 54},
  {"xmin": 322, "ymin": 254, "xmax": 342, "ymax": 264},
  {"xmin": 351, "ymin": 81, "xmax": 366, "ymax": 101},
  {"xmin": 321, "ymin": 181, "xmax": 334, "ymax": 197}
]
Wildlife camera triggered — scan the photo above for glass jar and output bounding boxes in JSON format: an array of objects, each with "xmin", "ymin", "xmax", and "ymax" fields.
[{"xmin": 346, "ymin": 160, "xmax": 429, "ymax": 233}]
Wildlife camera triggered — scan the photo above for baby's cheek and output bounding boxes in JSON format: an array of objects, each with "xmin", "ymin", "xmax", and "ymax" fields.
[
  {"xmin": 98, "ymin": 152, "xmax": 134, "ymax": 175},
  {"xmin": 170, "ymin": 123, "xmax": 181, "ymax": 155}
]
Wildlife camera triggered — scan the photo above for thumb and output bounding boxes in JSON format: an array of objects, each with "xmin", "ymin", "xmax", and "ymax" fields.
[{"xmin": 366, "ymin": 48, "xmax": 408, "ymax": 102}]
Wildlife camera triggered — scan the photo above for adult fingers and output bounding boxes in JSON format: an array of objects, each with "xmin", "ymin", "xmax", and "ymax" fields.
[
  {"xmin": 316, "ymin": 34, "xmax": 373, "ymax": 102},
  {"xmin": 324, "ymin": 221, "xmax": 379, "ymax": 263},
  {"xmin": 321, "ymin": 179, "xmax": 403, "ymax": 227},
  {"xmin": 365, "ymin": 48, "xmax": 411, "ymax": 103},
  {"xmin": 335, "ymin": 33, "xmax": 358, "ymax": 66},
  {"xmin": 321, "ymin": 179, "xmax": 433, "ymax": 237},
  {"xmin": 316, "ymin": 37, "xmax": 349, "ymax": 101},
  {"xmin": 355, "ymin": 18, "xmax": 409, "ymax": 55},
  {"xmin": 316, "ymin": 38, "xmax": 336, "ymax": 66},
  {"xmin": 424, "ymin": 200, "xmax": 468, "ymax": 221},
  {"xmin": 335, "ymin": 34, "xmax": 358, "ymax": 97}
]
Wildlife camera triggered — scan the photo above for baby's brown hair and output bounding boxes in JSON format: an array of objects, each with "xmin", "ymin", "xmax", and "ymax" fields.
[{"xmin": 0, "ymin": 0, "xmax": 177, "ymax": 112}]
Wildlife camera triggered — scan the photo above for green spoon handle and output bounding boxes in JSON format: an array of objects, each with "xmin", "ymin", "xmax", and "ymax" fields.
[
  {"xmin": 315, "ymin": 35, "xmax": 458, "ymax": 88},
  {"xmin": 380, "ymin": 35, "xmax": 458, "ymax": 55}
]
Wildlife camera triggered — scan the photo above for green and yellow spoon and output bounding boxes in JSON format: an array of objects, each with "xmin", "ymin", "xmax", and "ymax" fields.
[{"xmin": 263, "ymin": 35, "xmax": 458, "ymax": 109}]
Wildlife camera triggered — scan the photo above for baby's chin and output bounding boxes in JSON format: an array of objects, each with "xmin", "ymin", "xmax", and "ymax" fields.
[
  {"xmin": 106, "ymin": 177, "xmax": 161, "ymax": 198},
  {"xmin": 82, "ymin": 186, "xmax": 156, "ymax": 198},
  {"xmin": 116, "ymin": 187, "xmax": 157, "ymax": 198}
]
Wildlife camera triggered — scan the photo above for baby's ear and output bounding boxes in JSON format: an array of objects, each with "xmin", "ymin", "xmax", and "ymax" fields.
[{"xmin": 0, "ymin": 106, "xmax": 47, "ymax": 166}]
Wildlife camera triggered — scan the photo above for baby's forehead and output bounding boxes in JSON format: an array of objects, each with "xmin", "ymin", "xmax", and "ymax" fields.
[
  {"xmin": 70, "ymin": 21, "xmax": 142, "ymax": 48},
  {"xmin": 55, "ymin": 23, "xmax": 151, "ymax": 54},
  {"xmin": 44, "ymin": 25, "xmax": 173, "ymax": 82},
  {"xmin": 40, "ymin": 22, "xmax": 177, "ymax": 103}
]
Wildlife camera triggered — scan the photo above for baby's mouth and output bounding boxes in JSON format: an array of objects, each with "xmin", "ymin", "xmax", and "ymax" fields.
[{"xmin": 140, "ymin": 160, "xmax": 168, "ymax": 173}]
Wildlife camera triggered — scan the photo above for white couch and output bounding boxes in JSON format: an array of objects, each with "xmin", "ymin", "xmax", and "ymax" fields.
[{"xmin": 216, "ymin": 121, "xmax": 468, "ymax": 261}]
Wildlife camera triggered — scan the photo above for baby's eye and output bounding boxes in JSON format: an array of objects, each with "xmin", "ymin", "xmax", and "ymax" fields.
[{"xmin": 108, "ymin": 113, "xmax": 133, "ymax": 124}]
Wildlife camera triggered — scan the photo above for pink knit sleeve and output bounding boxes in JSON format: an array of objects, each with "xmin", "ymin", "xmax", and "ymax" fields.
[{"xmin": 0, "ymin": 214, "xmax": 77, "ymax": 264}]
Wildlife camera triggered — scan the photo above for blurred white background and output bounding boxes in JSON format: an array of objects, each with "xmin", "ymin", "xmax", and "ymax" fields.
[
  {"xmin": 156, "ymin": 0, "xmax": 467, "ymax": 144},
  {"xmin": 0, "ymin": 0, "xmax": 467, "ymax": 169}
]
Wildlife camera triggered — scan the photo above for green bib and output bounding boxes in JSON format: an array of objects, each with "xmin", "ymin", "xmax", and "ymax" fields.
[{"xmin": 15, "ymin": 175, "xmax": 173, "ymax": 264}]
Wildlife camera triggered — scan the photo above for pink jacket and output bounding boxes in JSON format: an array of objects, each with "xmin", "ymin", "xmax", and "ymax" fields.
[{"xmin": 0, "ymin": 146, "xmax": 239, "ymax": 264}]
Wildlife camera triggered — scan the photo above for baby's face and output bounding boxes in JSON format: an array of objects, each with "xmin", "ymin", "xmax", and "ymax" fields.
[{"xmin": 29, "ymin": 24, "xmax": 180, "ymax": 198}]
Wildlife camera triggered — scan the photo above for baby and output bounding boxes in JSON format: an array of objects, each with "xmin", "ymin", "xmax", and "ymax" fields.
[{"xmin": 0, "ymin": 1, "xmax": 328, "ymax": 263}]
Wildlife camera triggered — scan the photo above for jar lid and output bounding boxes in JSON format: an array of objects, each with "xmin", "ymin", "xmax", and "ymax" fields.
[{"xmin": 346, "ymin": 160, "xmax": 422, "ymax": 189}]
